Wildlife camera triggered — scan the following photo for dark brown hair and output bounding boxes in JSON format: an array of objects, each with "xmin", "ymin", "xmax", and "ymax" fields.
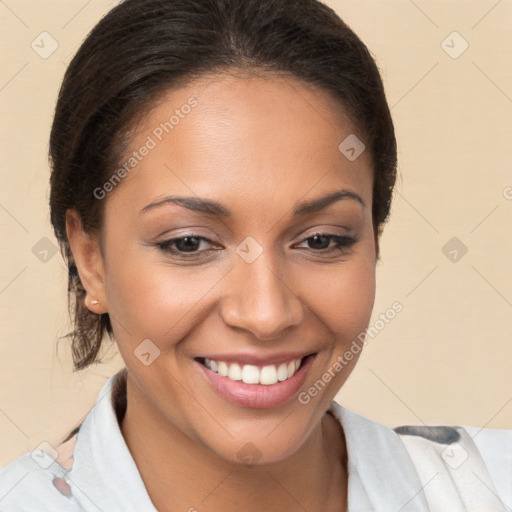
[{"xmin": 49, "ymin": 0, "xmax": 397, "ymax": 372}]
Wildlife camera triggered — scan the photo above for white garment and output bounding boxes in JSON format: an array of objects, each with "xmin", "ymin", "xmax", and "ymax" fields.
[{"xmin": 0, "ymin": 369, "xmax": 510, "ymax": 511}]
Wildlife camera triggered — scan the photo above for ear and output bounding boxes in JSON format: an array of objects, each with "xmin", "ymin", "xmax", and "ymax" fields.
[{"xmin": 65, "ymin": 208, "xmax": 108, "ymax": 314}]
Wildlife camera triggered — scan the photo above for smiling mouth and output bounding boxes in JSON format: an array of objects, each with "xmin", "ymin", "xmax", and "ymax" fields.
[{"xmin": 195, "ymin": 354, "xmax": 315, "ymax": 386}]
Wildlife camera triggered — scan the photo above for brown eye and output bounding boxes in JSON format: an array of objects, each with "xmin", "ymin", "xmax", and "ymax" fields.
[
  {"xmin": 155, "ymin": 235, "xmax": 213, "ymax": 255},
  {"xmin": 296, "ymin": 234, "xmax": 358, "ymax": 253}
]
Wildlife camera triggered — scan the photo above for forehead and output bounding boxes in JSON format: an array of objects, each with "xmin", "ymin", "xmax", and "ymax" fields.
[{"xmin": 106, "ymin": 71, "xmax": 373, "ymax": 221}]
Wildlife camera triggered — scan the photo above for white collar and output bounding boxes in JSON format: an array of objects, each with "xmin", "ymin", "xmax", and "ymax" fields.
[
  {"xmin": 67, "ymin": 370, "xmax": 429, "ymax": 511},
  {"xmin": 328, "ymin": 401, "xmax": 429, "ymax": 511}
]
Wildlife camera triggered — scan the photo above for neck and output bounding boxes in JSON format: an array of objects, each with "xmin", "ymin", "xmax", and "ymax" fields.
[{"xmin": 119, "ymin": 372, "xmax": 347, "ymax": 512}]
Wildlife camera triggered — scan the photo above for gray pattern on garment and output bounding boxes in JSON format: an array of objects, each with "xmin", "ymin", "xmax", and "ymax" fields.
[{"xmin": 394, "ymin": 425, "xmax": 460, "ymax": 444}]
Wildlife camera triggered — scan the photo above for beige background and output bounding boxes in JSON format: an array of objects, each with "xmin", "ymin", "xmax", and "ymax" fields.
[{"xmin": 1, "ymin": 0, "xmax": 511, "ymax": 466}]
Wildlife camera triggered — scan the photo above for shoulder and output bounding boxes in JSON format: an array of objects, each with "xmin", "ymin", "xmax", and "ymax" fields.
[
  {"xmin": 329, "ymin": 401, "xmax": 512, "ymax": 510},
  {"xmin": 390, "ymin": 421, "xmax": 512, "ymax": 509},
  {"xmin": 394, "ymin": 422, "xmax": 512, "ymax": 468},
  {"xmin": 460, "ymin": 424, "xmax": 512, "ymax": 505},
  {"xmin": 0, "ymin": 370, "xmax": 133, "ymax": 512},
  {"xmin": 0, "ymin": 434, "xmax": 81, "ymax": 511}
]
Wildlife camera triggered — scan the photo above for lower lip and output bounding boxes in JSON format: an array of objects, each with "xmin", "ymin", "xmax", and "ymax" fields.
[{"xmin": 196, "ymin": 355, "xmax": 316, "ymax": 409}]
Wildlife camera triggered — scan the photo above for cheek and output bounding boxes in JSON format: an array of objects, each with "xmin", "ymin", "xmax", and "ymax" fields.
[
  {"xmin": 103, "ymin": 227, "xmax": 375, "ymax": 353},
  {"xmin": 103, "ymin": 244, "xmax": 227, "ymax": 345},
  {"xmin": 299, "ymin": 258, "xmax": 376, "ymax": 338},
  {"xmin": 295, "ymin": 261, "xmax": 375, "ymax": 407}
]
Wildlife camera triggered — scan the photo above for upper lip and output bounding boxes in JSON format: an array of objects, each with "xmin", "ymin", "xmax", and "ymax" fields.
[{"xmin": 196, "ymin": 351, "xmax": 314, "ymax": 367}]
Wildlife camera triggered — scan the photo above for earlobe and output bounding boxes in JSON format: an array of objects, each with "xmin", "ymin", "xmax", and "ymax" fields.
[{"xmin": 65, "ymin": 209, "xmax": 108, "ymax": 314}]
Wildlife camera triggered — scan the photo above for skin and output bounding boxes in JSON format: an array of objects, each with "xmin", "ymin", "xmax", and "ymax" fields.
[{"xmin": 66, "ymin": 70, "xmax": 380, "ymax": 512}]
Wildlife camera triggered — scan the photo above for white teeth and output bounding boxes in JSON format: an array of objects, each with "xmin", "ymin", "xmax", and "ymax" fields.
[
  {"xmin": 260, "ymin": 365, "xmax": 278, "ymax": 385},
  {"xmin": 228, "ymin": 363, "xmax": 242, "ymax": 381},
  {"xmin": 203, "ymin": 357, "xmax": 305, "ymax": 385},
  {"xmin": 277, "ymin": 363, "xmax": 288, "ymax": 381},
  {"xmin": 217, "ymin": 361, "xmax": 228, "ymax": 377},
  {"xmin": 242, "ymin": 365, "xmax": 260, "ymax": 384}
]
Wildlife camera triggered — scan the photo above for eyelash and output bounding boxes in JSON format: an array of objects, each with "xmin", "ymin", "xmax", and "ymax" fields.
[{"xmin": 154, "ymin": 233, "xmax": 358, "ymax": 259}]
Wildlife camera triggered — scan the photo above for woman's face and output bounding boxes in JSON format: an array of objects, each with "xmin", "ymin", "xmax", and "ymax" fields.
[{"xmin": 78, "ymin": 72, "xmax": 378, "ymax": 464}]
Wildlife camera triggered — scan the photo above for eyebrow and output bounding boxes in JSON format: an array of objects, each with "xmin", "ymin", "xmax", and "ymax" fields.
[{"xmin": 140, "ymin": 189, "xmax": 365, "ymax": 217}]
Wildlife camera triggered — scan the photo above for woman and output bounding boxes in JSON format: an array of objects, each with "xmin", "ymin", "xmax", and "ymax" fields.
[{"xmin": 0, "ymin": 0, "xmax": 510, "ymax": 510}]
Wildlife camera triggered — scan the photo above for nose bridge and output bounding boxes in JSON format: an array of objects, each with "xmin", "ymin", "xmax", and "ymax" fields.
[{"xmin": 220, "ymin": 246, "xmax": 303, "ymax": 339}]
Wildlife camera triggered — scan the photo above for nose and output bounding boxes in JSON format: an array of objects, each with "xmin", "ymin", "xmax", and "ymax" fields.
[{"xmin": 220, "ymin": 253, "xmax": 304, "ymax": 340}]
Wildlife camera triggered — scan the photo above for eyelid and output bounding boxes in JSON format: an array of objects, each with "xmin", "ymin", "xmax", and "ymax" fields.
[
  {"xmin": 153, "ymin": 224, "xmax": 352, "ymax": 246},
  {"xmin": 295, "ymin": 224, "xmax": 353, "ymax": 238},
  {"xmin": 153, "ymin": 229, "xmax": 358, "ymax": 259},
  {"xmin": 149, "ymin": 226, "xmax": 220, "ymax": 249}
]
